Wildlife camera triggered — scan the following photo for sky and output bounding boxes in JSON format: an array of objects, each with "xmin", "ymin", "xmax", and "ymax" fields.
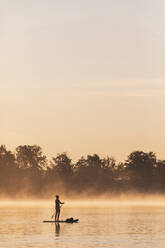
[{"xmin": 0, "ymin": 0, "xmax": 165, "ymax": 162}]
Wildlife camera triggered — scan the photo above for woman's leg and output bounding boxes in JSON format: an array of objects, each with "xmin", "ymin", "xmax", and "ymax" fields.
[
  {"xmin": 55, "ymin": 210, "xmax": 58, "ymax": 221},
  {"xmin": 57, "ymin": 209, "xmax": 60, "ymax": 221}
]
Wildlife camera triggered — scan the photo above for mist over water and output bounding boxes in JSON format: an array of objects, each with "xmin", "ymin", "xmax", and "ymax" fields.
[
  {"xmin": 2, "ymin": 194, "xmax": 165, "ymax": 207},
  {"xmin": 1, "ymin": 145, "xmax": 165, "ymax": 200},
  {"xmin": 1, "ymin": 145, "xmax": 165, "ymax": 247},
  {"xmin": 1, "ymin": 199, "xmax": 165, "ymax": 248}
]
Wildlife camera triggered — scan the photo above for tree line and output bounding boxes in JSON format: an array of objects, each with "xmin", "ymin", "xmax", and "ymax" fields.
[{"xmin": 0, "ymin": 144, "xmax": 165, "ymax": 198}]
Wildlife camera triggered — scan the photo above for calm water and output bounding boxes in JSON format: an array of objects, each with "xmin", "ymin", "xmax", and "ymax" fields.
[{"xmin": 0, "ymin": 201, "xmax": 165, "ymax": 248}]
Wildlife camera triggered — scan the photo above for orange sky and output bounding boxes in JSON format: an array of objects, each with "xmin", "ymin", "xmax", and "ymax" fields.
[{"xmin": 1, "ymin": 0, "xmax": 165, "ymax": 162}]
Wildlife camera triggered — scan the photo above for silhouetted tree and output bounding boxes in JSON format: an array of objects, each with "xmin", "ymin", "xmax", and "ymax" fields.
[
  {"xmin": 16, "ymin": 145, "xmax": 47, "ymax": 170},
  {"xmin": 15, "ymin": 145, "xmax": 47, "ymax": 196},
  {"xmin": 125, "ymin": 151, "xmax": 156, "ymax": 191},
  {"xmin": 0, "ymin": 145, "xmax": 19, "ymax": 195},
  {"xmin": 44, "ymin": 153, "xmax": 74, "ymax": 195},
  {"xmin": 154, "ymin": 160, "xmax": 165, "ymax": 192},
  {"xmin": 0, "ymin": 145, "xmax": 15, "ymax": 168},
  {"xmin": 50, "ymin": 153, "xmax": 73, "ymax": 178},
  {"xmin": 73, "ymin": 154, "xmax": 116, "ymax": 194}
]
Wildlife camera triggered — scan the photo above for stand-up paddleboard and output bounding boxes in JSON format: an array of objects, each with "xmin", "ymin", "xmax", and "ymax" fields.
[
  {"xmin": 45, "ymin": 199, "xmax": 78, "ymax": 223},
  {"xmin": 43, "ymin": 218, "xmax": 79, "ymax": 223}
]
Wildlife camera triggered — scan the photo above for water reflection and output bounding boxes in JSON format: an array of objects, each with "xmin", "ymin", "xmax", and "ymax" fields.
[
  {"xmin": 55, "ymin": 223, "xmax": 60, "ymax": 237},
  {"xmin": 1, "ymin": 204, "xmax": 165, "ymax": 248}
]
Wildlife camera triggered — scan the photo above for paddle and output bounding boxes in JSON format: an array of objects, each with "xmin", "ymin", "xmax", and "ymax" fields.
[{"xmin": 51, "ymin": 213, "xmax": 55, "ymax": 219}]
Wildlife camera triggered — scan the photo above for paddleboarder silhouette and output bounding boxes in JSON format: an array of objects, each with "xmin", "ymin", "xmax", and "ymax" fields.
[{"xmin": 55, "ymin": 195, "xmax": 64, "ymax": 221}]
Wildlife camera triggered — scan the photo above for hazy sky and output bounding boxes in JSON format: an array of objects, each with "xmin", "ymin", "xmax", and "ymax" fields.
[{"xmin": 1, "ymin": 0, "xmax": 165, "ymax": 161}]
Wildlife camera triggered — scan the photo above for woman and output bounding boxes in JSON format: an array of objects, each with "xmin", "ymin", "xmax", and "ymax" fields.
[{"xmin": 55, "ymin": 195, "xmax": 64, "ymax": 221}]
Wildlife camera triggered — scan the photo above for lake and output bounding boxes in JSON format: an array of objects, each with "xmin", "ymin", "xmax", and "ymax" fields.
[{"xmin": 0, "ymin": 200, "xmax": 165, "ymax": 248}]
